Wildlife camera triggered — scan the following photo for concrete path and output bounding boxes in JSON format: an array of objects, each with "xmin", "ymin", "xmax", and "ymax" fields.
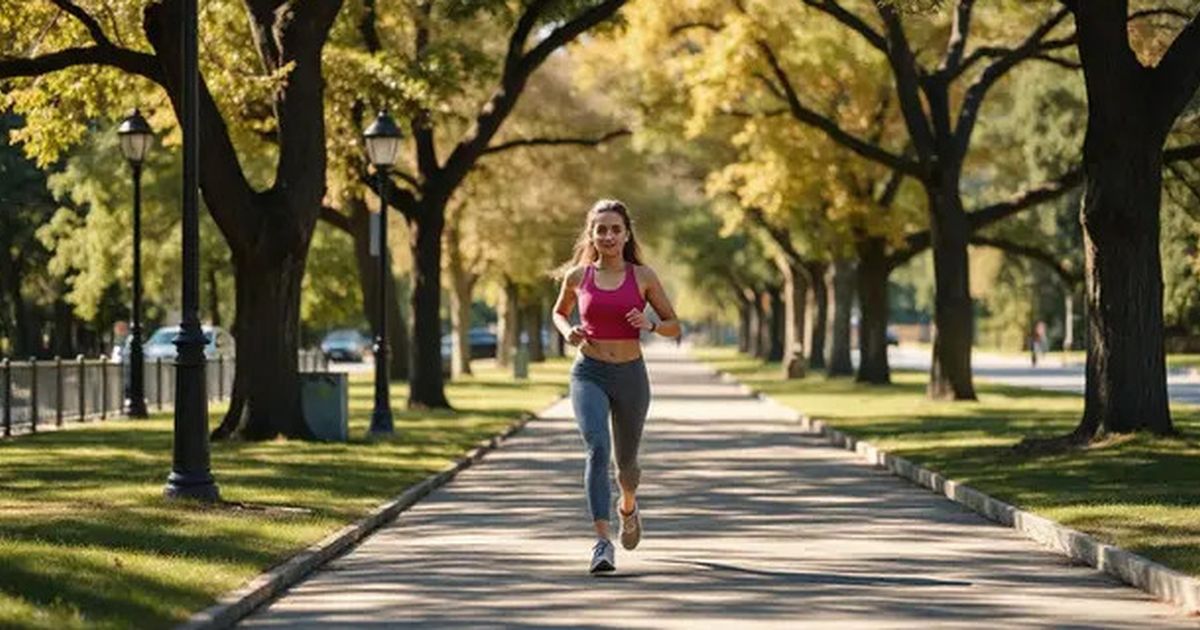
[{"xmin": 240, "ymin": 344, "xmax": 1193, "ymax": 628}]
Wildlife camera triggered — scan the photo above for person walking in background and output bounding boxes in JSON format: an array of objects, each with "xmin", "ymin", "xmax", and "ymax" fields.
[
  {"xmin": 1030, "ymin": 320, "xmax": 1047, "ymax": 367},
  {"xmin": 551, "ymin": 199, "xmax": 681, "ymax": 574}
]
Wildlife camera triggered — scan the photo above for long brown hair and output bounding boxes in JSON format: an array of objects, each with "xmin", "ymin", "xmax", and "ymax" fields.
[{"xmin": 555, "ymin": 199, "xmax": 646, "ymax": 278}]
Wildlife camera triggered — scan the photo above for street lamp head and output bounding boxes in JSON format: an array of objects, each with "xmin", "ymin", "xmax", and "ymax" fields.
[
  {"xmin": 363, "ymin": 110, "xmax": 402, "ymax": 169},
  {"xmin": 117, "ymin": 108, "xmax": 154, "ymax": 164}
]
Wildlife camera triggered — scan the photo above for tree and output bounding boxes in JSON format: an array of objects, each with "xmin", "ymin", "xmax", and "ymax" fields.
[
  {"xmin": 1063, "ymin": 0, "xmax": 1200, "ymax": 441},
  {"xmin": 438, "ymin": 50, "xmax": 633, "ymax": 377},
  {"xmin": 590, "ymin": 0, "xmax": 1088, "ymax": 397},
  {"xmin": 2, "ymin": 0, "xmax": 345, "ymax": 439},
  {"xmin": 344, "ymin": 0, "xmax": 629, "ymax": 408},
  {"xmin": 0, "ymin": 113, "xmax": 58, "ymax": 357}
]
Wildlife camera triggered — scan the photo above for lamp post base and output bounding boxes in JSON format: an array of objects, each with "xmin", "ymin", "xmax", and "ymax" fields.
[
  {"xmin": 123, "ymin": 396, "xmax": 149, "ymax": 418},
  {"xmin": 369, "ymin": 408, "xmax": 394, "ymax": 436},
  {"xmin": 163, "ymin": 471, "xmax": 220, "ymax": 502}
]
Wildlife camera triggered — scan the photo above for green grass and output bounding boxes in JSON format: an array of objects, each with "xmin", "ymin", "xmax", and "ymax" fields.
[
  {"xmin": 693, "ymin": 346, "xmax": 1200, "ymax": 578},
  {"xmin": 0, "ymin": 359, "xmax": 569, "ymax": 630}
]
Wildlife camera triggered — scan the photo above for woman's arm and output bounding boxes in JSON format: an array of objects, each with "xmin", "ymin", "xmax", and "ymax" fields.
[
  {"xmin": 552, "ymin": 267, "xmax": 589, "ymax": 346},
  {"xmin": 634, "ymin": 266, "xmax": 681, "ymax": 338}
]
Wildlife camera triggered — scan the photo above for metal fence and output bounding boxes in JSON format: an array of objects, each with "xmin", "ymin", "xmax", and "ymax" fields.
[{"xmin": 0, "ymin": 350, "xmax": 327, "ymax": 437}]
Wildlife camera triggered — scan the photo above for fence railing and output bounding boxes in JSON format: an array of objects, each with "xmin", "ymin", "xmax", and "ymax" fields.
[{"xmin": 0, "ymin": 350, "xmax": 328, "ymax": 438}]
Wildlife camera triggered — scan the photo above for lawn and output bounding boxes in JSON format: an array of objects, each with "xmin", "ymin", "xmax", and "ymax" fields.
[
  {"xmin": 693, "ymin": 346, "xmax": 1200, "ymax": 578},
  {"xmin": 0, "ymin": 358, "xmax": 570, "ymax": 630}
]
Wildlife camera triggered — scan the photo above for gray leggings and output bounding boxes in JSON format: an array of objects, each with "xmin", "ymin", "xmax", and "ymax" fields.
[{"xmin": 570, "ymin": 355, "xmax": 650, "ymax": 522}]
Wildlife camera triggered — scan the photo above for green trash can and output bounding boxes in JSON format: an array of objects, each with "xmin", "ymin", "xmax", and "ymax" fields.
[{"xmin": 299, "ymin": 372, "xmax": 348, "ymax": 441}]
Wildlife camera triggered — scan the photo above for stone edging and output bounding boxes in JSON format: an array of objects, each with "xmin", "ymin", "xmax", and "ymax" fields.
[
  {"xmin": 174, "ymin": 402, "xmax": 554, "ymax": 630},
  {"xmin": 712, "ymin": 370, "xmax": 1200, "ymax": 615}
]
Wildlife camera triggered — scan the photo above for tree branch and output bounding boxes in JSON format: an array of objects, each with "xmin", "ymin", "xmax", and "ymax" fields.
[
  {"xmin": 319, "ymin": 205, "xmax": 352, "ymax": 234},
  {"xmin": 939, "ymin": 0, "xmax": 976, "ymax": 75},
  {"xmin": 669, "ymin": 21, "xmax": 722, "ymax": 36},
  {"xmin": 368, "ymin": 170, "xmax": 418, "ymax": 222},
  {"xmin": 144, "ymin": 0, "xmax": 255, "ymax": 254},
  {"xmin": 802, "ymin": 0, "xmax": 888, "ymax": 53},
  {"xmin": 887, "ymin": 164, "xmax": 1085, "ymax": 270},
  {"xmin": 392, "ymin": 169, "xmax": 420, "ymax": 190},
  {"xmin": 756, "ymin": 39, "xmax": 922, "ymax": 177},
  {"xmin": 1166, "ymin": 142, "xmax": 1200, "ymax": 163},
  {"xmin": 50, "ymin": 0, "xmax": 112, "ymax": 46},
  {"xmin": 1152, "ymin": 10, "xmax": 1200, "ymax": 135},
  {"xmin": 0, "ymin": 45, "xmax": 160, "ymax": 82},
  {"xmin": 966, "ymin": 164, "xmax": 1084, "ymax": 231},
  {"xmin": 438, "ymin": 0, "xmax": 628, "ymax": 199},
  {"xmin": 745, "ymin": 207, "xmax": 803, "ymax": 266},
  {"xmin": 954, "ymin": 6, "xmax": 1072, "ymax": 159},
  {"xmin": 720, "ymin": 106, "xmax": 788, "ymax": 119},
  {"xmin": 968, "ymin": 235, "xmax": 1081, "ymax": 286},
  {"xmin": 481, "ymin": 129, "xmax": 631, "ymax": 156},
  {"xmin": 412, "ymin": 0, "xmax": 438, "ymax": 179},
  {"xmin": 875, "ymin": 3, "xmax": 938, "ymax": 160}
]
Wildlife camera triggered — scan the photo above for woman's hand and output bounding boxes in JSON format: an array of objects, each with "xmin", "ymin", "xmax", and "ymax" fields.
[
  {"xmin": 567, "ymin": 325, "xmax": 591, "ymax": 346},
  {"xmin": 625, "ymin": 308, "xmax": 653, "ymax": 332}
]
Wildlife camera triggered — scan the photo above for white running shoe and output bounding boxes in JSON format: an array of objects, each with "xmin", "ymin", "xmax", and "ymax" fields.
[
  {"xmin": 590, "ymin": 538, "xmax": 615, "ymax": 574},
  {"xmin": 619, "ymin": 503, "xmax": 642, "ymax": 550}
]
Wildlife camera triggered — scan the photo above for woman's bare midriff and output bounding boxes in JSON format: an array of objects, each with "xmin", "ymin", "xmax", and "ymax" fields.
[{"xmin": 580, "ymin": 338, "xmax": 643, "ymax": 363}]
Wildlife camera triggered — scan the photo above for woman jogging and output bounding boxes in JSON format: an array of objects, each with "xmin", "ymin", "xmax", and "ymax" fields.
[{"xmin": 552, "ymin": 199, "xmax": 681, "ymax": 574}]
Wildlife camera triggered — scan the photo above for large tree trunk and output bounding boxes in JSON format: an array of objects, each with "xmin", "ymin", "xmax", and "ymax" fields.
[
  {"xmin": 348, "ymin": 199, "xmax": 410, "ymax": 381},
  {"xmin": 497, "ymin": 277, "xmax": 519, "ymax": 367},
  {"xmin": 445, "ymin": 218, "xmax": 476, "ymax": 378},
  {"xmin": 214, "ymin": 250, "xmax": 313, "ymax": 440},
  {"xmin": 1076, "ymin": 149, "xmax": 1170, "ymax": 437},
  {"xmin": 407, "ymin": 204, "xmax": 450, "ymax": 408},
  {"xmin": 777, "ymin": 256, "xmax": 808, "ymax": 378},
  {"xmin": 857, "ymin": 237, "xmax": 891, "ymax": 384},
  {"xmin": 3, "ymin": 263, "xmax": 39, "ymax": 357},
  {"xmin": 767, "ymin": 285, "xmax": 785, "ymax": 362},
  {"xmin": 147, "ymin": 0, "xmax": 343, "ymax": 440},
  {"xmin": 207, "ymin": 267, "xmax": 221, "ymax": 327},
  {"xmin": 926, "ymin": 184, "xmax": 977, "ymax": 400},
  {"xmin": 827, "ymin": 257, "xmax": 855, "ymax": 376},
  {"xmin": 749, "ymin": 289, "xmax": 766, "ymax": 359},
  {"xmin": 525, "ymin": 297, "xmax": 546, "ymax": 362},
  {"xmin": 1063, "ymin": 0, "xmax": 1191, "ymax": 441},
  {"xmin": 737, "ymin": 296, "xmax": 752, "ymax": 354},
  {"xmin": 805, "ymin": 261, "xmax": 829, "ymax": 371}
]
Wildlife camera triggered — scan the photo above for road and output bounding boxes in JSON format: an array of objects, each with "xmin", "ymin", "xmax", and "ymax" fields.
[{"xmin": 886, "ymin": 346, "xmax": 1200, "ymax": 405}]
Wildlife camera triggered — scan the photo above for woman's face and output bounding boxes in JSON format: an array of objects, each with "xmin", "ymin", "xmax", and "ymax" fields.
[{"xmin": 590, "ymin": 211, "xmax": 627, "ymax": 257}]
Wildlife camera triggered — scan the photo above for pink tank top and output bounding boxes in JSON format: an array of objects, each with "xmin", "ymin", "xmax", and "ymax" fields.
[{"xmin": 577, "ymin": 264, "xmax": 647, "ymax": 340}]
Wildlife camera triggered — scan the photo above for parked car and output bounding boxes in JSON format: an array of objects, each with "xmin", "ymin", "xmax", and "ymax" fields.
[
  {"xmin": 886, "ymin": 326, "xmax": 900, "ymax": 346},
  {"xmin": 440, "ymin": 328, "xmax": 499, "ymax": 362},
  {"xmin": 320, "ymin": 329, "xmax": 371, "ymax": 362},
  {"xmin": 112, "ymin": 325, "xmax": 236, "ymax": 363}
]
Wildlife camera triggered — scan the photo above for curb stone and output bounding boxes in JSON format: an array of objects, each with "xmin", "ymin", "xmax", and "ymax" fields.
[
  {"xmin": 174, "ymin": 401, "xmax": 558, "ymax": 630},
  {"xmin": 710, "ymin": 367, "xmax": 1200, "ymax": 615}
]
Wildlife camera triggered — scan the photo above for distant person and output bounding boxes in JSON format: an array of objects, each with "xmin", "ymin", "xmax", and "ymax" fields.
[
  {"xmin": 1030, "ymin": 320, "xmax": 1047, "ymax": 367},
  {"xmin": 551, "ymin": 199, "xmax": 681, "ymax": 574}
]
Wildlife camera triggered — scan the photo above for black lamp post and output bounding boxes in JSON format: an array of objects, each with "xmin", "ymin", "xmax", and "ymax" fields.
[
  {"xmin": 363, "ymin": 111, "xmax": 401, "ymax": 436},
  {"xmin": 165, "ymin": 0, "xmax": 218, "ymax": 501},
  {"xmin": 118, "ymin": 109, "xmax": 153, "ymax": 419}
]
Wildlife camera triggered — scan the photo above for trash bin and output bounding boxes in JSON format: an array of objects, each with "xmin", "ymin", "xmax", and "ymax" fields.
[{"xmin": 299, "ymin": 372, "xmax": 348, "ymax": 441}]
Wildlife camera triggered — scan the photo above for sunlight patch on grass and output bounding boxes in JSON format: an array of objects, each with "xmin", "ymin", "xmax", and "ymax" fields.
[{"xmin": 0, "ymin": 357, "xmax": 571, "ymax": 629}]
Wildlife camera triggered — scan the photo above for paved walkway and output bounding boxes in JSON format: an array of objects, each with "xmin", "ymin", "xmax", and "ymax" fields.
[
  {"xmin": 887, "ymin": 346, "xmax": 1200, "ymax": 405},
  {"xmin": 241, "ymin": 344, "xmax": 1192, "ymax": 628}
]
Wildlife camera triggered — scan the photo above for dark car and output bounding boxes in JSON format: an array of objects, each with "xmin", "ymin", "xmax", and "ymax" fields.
[
  {"xmin": 320, "ymin": 329, "xmax": 371, "ymax": 362},
  {"xmin": 441, "ymin": 328, "xmax": 498, "ymax": 362}
]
